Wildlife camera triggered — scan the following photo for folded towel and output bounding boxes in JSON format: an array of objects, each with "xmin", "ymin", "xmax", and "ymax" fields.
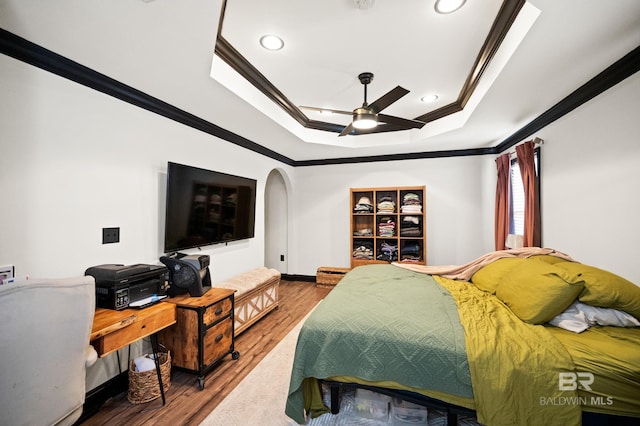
[{"xmin": 134, "ymin": 356, "xmax": 156, "ymax": 372}]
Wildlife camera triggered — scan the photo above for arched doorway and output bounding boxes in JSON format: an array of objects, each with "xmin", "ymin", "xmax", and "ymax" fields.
[{"xmin": 264, "ymin": 168, "xmax": 290, "ymax": 274}]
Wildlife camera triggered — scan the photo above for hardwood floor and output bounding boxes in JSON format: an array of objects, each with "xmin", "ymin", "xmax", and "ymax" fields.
[{"xmin": 81, "ymin": 280, "xmax": 331, "ymax": 426}]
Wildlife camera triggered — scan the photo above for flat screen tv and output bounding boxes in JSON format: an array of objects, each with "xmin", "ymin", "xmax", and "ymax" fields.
[{"xmin": 164, "ymin": 162, "xmax": 257, "ymax": 253}]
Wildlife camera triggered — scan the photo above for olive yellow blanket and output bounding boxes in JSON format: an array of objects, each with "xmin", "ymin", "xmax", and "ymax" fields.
[{"xmin": 436, "ymin": 275, "xmax": 580, "ymax": 426}]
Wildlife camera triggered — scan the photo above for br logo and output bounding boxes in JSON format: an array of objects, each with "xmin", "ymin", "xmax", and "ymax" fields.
[{"xmin": 559, "ymin": 372, "xmax": 594, "ymax": 391}]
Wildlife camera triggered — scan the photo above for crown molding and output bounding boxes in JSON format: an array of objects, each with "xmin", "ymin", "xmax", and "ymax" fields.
[
  {"xmin": 1, "ymin": 28, "xmax": 638, "ymax": 167},
  {"xmin": 494, "ymin": 44, "xmax": 640, "ymax": 153},
  {"xmin": 0, "ymin": 27, "xmax": 296, "ymax": 166}
]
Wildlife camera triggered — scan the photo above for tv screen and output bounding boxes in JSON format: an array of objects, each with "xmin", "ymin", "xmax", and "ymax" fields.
[{"xmin": 164, "ymin": 162, "xmax": 256, "ymax": 253}]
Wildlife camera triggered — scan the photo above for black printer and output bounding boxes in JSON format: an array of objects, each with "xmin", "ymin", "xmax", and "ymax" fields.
[{"xmin": 85, "ymin": 263, "xmax": 169, "ymax": 310}]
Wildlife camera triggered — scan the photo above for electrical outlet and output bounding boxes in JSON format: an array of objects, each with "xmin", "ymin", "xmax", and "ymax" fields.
[{"xmin": 102, "ymin": 227, "xmax": 120, "ymax": 244}]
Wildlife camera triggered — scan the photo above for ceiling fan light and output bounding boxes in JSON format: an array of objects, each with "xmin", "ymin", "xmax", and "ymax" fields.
[
  {"xmin": 259, "ymin": 34, "xmax": 284, "ymax": 51},
  {"xmin": 353, "ymin": 118, "xmax": 377, "ymax": 130},
  {"xmin": 352, "ymin": 109, "xmax": 378, "ymax": 130},
  {"xmin": 434, "ymin": 0, "xmax": 466, "ymax": 14}
]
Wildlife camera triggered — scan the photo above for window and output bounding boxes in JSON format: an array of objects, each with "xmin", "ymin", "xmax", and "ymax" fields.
[
  {"xmin": 509, "ymin": 160, "xmax": 525, "ymax": 235},
  {"xmin": 509, "ymin": 148, "xmax": 540, "ymax": 236}
]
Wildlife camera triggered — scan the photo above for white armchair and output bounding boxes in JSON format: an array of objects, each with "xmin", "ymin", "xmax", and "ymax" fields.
[{"xmin": 0, "ymin": 276, "xmax": 96, "ymax": 426}]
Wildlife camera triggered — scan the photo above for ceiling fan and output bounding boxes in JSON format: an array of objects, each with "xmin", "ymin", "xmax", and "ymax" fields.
[{"xmin": 301, "ymin": 72, "xmax": 426, "ymax": 137}]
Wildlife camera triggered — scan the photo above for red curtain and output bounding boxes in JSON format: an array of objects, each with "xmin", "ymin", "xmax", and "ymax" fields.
[
  {"xmin": 494, "ymin": 153, "xmax": 511, "ymax": 250},
  {"xmin": 515, "ymin": 141, "xmax": 541, "ymax": 247}
]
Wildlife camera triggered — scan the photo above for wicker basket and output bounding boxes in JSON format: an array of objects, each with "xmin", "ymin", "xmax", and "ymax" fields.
[{"xmin": 127, "ymin": 351, "xmax": 172, "ymax": 404}]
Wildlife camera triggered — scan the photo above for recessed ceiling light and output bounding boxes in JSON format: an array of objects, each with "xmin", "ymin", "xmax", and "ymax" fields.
[
  {"xmin": 260, "ymin": 35, "xmax": 284, "ymax": 51},
  {"xmin": 434, "ymin": 0, "xmax": 466, "ymax": 14},
  {"xmin": 421, "ymin": 94, "xmax": 439, "ymax": 103}
]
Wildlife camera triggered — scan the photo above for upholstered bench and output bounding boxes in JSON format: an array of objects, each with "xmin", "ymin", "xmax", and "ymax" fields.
[{"xmin": 215, "ymin": 267, "xmax": 280, "ymax": 335}]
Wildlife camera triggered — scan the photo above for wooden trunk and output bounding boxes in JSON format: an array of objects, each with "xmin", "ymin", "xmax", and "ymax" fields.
[{"xmin": 316, "ymin": 267, "xmax": 351, "ymax": 287}]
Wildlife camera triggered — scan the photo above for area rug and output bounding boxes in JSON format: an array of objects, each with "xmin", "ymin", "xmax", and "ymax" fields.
[
  {"xmin": 200, "ymin": 304, "xmax": 480, "ymax": 426},
  {"xmin": 199, "ymin": 307, "xmax": 314, "ymax": 426}
]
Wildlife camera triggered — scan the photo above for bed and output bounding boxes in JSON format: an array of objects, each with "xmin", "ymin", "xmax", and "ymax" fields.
[{"xmin": 285, "ymin": 250, "xmax": 640, "ymax": 425}]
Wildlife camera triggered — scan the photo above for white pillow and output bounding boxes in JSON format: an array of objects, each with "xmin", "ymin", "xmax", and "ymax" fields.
[
  {"xmin": 548, "ymin": 302, "xmax": 589, "ymax": 333},
  {"xmin": 549, "ymin": 301, "xmax": 640, "ymax": 333}
]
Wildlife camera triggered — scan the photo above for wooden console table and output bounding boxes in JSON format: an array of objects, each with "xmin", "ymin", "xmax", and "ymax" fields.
[{"xmin": 91, "ymin": 303, "xmax": 177, "ymax": 404}]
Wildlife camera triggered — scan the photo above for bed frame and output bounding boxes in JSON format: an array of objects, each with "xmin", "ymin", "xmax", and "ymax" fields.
[
  {"xmin": 322, "ymin": 379, "xmax": 475, "ymax": 426},
  {"xmin": 321, "ymin": 379, "xmax": 637, "ymax": 426}
]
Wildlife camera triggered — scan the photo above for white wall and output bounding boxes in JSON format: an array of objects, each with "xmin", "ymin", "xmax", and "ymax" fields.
[
  {"xmin": 289, "ymin": 72, "xmax": 640, "ymax": 284},
  {"xmin": 0, "ymin": 54, "xmax": 290, "ymax": 282},
  {"xmin": 290, "ymin": 155, "xmax": 494, "ymax": 275},
  {"xmin": 536, "ymin": 72, "xmax": 640, "ymax": 283},
  {"xmin": 0, "ymin": 54, "xmax": 291, "ymax": 391}
]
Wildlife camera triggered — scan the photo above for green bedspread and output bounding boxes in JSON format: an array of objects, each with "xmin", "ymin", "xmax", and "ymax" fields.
[{"xmin": 285, "ymin": 264, "xmax": 472, "ymax": 423}]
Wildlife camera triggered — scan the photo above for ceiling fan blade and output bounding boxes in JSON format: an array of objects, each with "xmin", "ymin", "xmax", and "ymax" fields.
[
  {"xmin": 338, "ymin": 122, "xmax": 355, "ymax": 137},
  {"xmin": 368, "ymin": 86, "xmax": 410, "ymax": 113},
  {"xmin": 378, "ymin": 113, "xmax": 426, "ymax": 129},
  {"xmin": 299, "ymin": 106, "xmax": 352, "ymax": 115}
]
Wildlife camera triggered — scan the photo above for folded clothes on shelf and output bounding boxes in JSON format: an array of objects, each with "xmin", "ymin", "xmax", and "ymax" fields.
[
  {"xmin": 400, "ymin": 215, "xmax": 422, "ymax": 237},
  {"xmin": 377, "ymin": 195, "xmax": 396, "ymax": 213},
  {"xmin": 401, "ymin": 192, "xmax": 422, "ymax": 213},
  {"xmin": 378, "ymin": 217, "xmax": 396, "ymax": 237},
  {"xmin": 353, "ymin": 228, "xmax": 374, "ymax": 236},
  {"xmin": 376, "ymin": 241, "xmax": 398, "ymax": 262},
  {"xmin": 354, "ymin": 196, "xmax": 374, "ymax": 213},
  {"xmin": 353, "ymin": 240, "xmax": 374, "ymax": 260}
]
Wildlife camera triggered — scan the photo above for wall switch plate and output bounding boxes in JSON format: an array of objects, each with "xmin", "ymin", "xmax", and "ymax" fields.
[
  {"xmin": 102, "ymin": 227, "xmax": 120, "ymax": 244},
  {"xmin": 0, "ymin": 265, "xmax": 14, "ymax": 283}
]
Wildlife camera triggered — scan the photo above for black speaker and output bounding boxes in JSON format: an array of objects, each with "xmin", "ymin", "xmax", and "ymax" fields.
[{"xmin": 160, "ymin": 254, "xmax": 211, "ymax": 297}]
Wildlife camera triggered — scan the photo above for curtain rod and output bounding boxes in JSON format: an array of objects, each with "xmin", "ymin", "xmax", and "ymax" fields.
[
  {"xmin": 532, "ymin": 137, "xmax": 544, "ymax": 145},
  {"xmin": 508, "ymin": 137, "xmax": 544, "ymax": 156}
]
